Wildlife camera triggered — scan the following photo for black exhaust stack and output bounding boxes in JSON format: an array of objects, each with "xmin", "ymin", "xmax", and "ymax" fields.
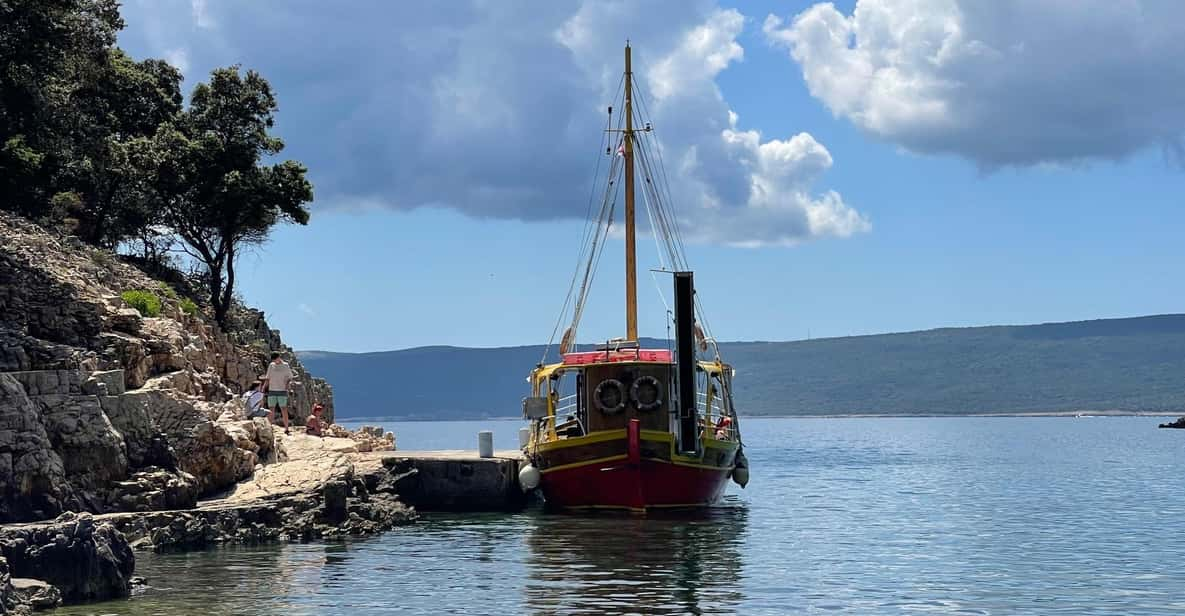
[{"xmin": 673, "ymin": 271, "xmax": 698, "ymax": 453}]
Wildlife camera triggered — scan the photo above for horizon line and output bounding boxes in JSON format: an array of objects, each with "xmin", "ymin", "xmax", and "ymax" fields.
[{"xmin": 295, "ymin": 312, "xmax": 1185, "ymax": 356}]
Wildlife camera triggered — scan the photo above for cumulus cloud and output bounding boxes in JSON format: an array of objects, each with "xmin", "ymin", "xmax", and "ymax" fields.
[
  {"xmin": 117, "ymin": 1, "xmax": 866, "ymax": 246},
  {"xmin": 765, "ymin": 0, "xmax": 1185, "ymax": 167}
]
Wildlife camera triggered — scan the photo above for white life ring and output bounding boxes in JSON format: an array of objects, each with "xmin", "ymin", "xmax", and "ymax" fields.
[
  {"xmin": 630, "ymin": 375, "xmax": 663, "ymax": 411},
  {"xmin": 594, "ymin": 379, "xmax": 626, "ymax": 414}
]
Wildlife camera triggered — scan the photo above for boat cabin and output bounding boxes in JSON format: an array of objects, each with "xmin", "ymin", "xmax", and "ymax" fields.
[{"xmin": 525, "ymin": 342, "xmax": 738, "ymax": 450}]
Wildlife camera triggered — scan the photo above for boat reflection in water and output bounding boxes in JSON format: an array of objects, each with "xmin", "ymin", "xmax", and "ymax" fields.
[{"xmin": 523, "ymin": 504, "xmax": 748, "ymax": 615}]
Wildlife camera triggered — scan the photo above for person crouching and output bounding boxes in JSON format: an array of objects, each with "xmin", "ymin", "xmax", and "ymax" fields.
[{"xmin": 306, "ymin": 403, "xmax": 325, "ymax": 437}]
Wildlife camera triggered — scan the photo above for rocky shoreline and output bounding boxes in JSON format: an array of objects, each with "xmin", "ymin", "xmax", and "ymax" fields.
[
  {"xmin": 0, "ymin": 211, "xmax": 423, "ymax": 613},
  {"xmin": 1158, "ymin": 416, "xmax": 1185, "ymax": 429},
  {"xmin": 0, "ymin": 431, "xmax": 419, "ymax": 613}
]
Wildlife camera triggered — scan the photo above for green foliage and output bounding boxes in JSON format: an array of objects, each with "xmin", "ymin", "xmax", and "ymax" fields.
[
  {"xmin": 0, "ymin": 0, "xmax": 124, "ymax": 218},
  {"xmin": 157, "ymin": 66, "xmax": 313, "ymax": 327},
  {"xmin": 120, "ymin": 289, "xmax": 161, "ymax": 317},
  {"xmin": 179, "ymin": 298, "xmax": 199, "ymax": 316},
  {"xmin": 60, "ymin": 49, "xmax": 184, "ymax": 247},
  {"xmin": 156, "ymin": 281, "xmax": 179, "ymax": 300},
  {"xmin": 0, "ymin": 2, "xmax": 314, "ymax": 298}
]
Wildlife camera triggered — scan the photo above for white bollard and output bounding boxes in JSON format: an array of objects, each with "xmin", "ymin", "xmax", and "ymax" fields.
[
  {"xmin": 478, "ymin": 430, "xmax": 494, "ymax": 458},
  {"xmin": 518, "ymin": 427, "xmax": 531, "ymax": 448}
]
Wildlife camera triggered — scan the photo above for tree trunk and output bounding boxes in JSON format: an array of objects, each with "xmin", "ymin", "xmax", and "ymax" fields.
[
  {"xmin": 209, "ymin": 262, "xmax": 226, "ymax": 327},
  {"xmin": 215, "ymin": 242, "xmax": 236, "ymax": 329}
]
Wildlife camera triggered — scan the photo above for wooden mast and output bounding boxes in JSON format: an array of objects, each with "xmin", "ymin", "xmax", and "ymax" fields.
[{"xmin": 624, "ymin": 42, "xmax": 638, "ymax": 341}]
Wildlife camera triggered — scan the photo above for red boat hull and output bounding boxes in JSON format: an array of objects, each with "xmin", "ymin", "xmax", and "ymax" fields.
[{"xmin": 540, "ymin": 457, "xmax": 733, "ymax": 511}]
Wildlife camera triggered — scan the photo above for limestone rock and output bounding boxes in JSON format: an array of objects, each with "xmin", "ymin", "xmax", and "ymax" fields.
[
  {"xmin": 0, "ymin": 211, "xmax": 340, "ymax": 521},
  {"xmin": 10, "ymin": 578, "xmax": 61, "ymax": 610},
  {"xmin": 0, "ymin": 329, "xmax": 81, "ymax": 373},
  {"xmin": 82, "ymin": 369, "xmax": 125, "ymax": 396},
  {"xmin": 0, "ymin": 555, "xmax": 24, "ymax": 615},
  {"xmin": 4, "ymin": 370, "xmax": 81, "ymax": 397},
  {"xmin": 214, "ymin": 451, "xmax": 353, "ymax": 503},
  {"xmin": 139, "ymin": 318, "xmax": 187, "ymax": 375},
  {"xmin": 0, "ymin": 374, "xmax": 78, "ymax": 522},
  {"xmin": 280, "ymin": 434, "xmax": 360, "ymax": 462},
  {"xmin": 105, "ymin": 308, "xmax": 142, "ymax": 336},
  {"xmin": 97, "ymin": 391, "xmax": 178, "ymax": 470},
  {"xmin": 105, "ymin": 468, "xmax": 198, "ymax": 512},
  {"xmin": 34, "ymin": 393, "xmax": 128, "ymax": 502},
  {"xmin": 221, "ymin": 419, "xmax": 275, "ymax": 464},
  {"xmin": 173, "ymin": 421, "xmax": 257, "ymax": 495},
  {"xmin": 96, "ymin": 333, "xmax": 149, "ymax": 390},
  {"xmin": 0, "ymin": 512, "xmax": 135, "ymax": 603}
]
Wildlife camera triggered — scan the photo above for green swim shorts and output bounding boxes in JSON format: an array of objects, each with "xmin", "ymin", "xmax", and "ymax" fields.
[{"xmin": 267, "ymin": 392, "xmax": 288, "ymax": 408}]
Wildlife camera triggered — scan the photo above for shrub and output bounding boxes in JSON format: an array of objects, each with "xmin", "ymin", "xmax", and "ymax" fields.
[
  {"xmin": 157, "ymin": 281, "xmax": 180, "ymax": 300},
  {"xmin": 180, "ymin": 297, "xmax": 199, "ymax": 316},
  {"xmin": 121, "ymin": 290, "xmax": 161, "ymax": 317}
]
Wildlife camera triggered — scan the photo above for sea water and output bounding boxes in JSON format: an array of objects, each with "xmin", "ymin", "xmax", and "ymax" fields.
[{"xmin": 54, "ymin": 417, "xmax": 1185, "ymax": 615}]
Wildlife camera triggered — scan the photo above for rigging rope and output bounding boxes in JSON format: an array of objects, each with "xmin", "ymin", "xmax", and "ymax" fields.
[
  {"xmin": 543, "ymin": 67, "xmax": 722, "ymax": 363},
  {"xmin": 541, "ymin": 75, "xmax": 626, "ymax": 364}
]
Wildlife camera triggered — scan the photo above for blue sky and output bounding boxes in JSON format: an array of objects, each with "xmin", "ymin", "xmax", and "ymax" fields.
[{"xmin": 116, "ymin": 1, "xmax": 1185, "ymax": 352}]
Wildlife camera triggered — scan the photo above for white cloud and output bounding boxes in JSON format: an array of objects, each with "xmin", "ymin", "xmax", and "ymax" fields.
[
  {"xmin": 190, "ymin": 0, "xmax": 215, "ymax": 29},
  {"xmin": 297, "ymin": 303, "xmax": 316, "ymax": 317},
  {"xmin": 766, "ymin": 0, "xmax": 1185, "ymax": 167},
  {"xmin": 163, "ymin": 48, "xmax": 189, "ymax": 73},
  {"xmin": 117, "ymin": 1, "xmax": 866, "ymax": 247}
]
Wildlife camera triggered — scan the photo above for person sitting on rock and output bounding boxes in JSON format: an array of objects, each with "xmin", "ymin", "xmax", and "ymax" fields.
[
  {"xmin": 262, "ymin": 352, "xmax": 295, "ymax": 435},
  {"xmin": 242, "ymin": 380, "xmax": 267, "ymax": 418},
  {"xmin": 306, "ymin": 403, "xmax": 325, "ymax": 437}
]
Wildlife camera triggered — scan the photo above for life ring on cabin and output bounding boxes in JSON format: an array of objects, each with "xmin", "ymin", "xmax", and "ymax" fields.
[
  {"xmin": 630, "ymin": 375, "xmax": 662, "ymax": 411},
  {"xmin": 593, "ymin": 379, "xmax": 626, "ymax": 414}
]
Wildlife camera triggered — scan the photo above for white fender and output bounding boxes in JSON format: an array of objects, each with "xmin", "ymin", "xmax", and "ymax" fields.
[{"xmin": 519, "ymin": 464, "xmax": 541, "ymax": 491}]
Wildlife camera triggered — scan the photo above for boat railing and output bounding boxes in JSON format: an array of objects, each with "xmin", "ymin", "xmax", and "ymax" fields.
[
  {"xmin": 556, "ymin": 394, "xmax": 578, "ymax": 416},
  {"xmin": 550, "ymin": 394, "xmax": 583, "ymax": 437},
  {"xmin": 696, "ymin": 391, "xmax": 734, "ymax": 440}
]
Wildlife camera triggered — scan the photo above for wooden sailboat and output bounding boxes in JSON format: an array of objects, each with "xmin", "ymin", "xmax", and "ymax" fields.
[{"xmin": 518, "ymin": 43, "xmax": 750, "ymax": 512}]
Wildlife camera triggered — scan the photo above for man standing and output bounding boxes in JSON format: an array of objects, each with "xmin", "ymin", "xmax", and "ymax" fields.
[{"xmin": 262, "ymin": 352, "xmax": 295, "ymax": 434}]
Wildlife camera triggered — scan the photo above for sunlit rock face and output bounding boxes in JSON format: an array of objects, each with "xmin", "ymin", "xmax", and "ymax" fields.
[{"xmin": 0, "ymin": 211, "xmax": 335, "ymax": 521}]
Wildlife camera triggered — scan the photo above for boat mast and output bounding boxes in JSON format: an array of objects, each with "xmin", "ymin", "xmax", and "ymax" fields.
[{"xmin": 624, "ymin": 42, "xmax": 638, "ymax": 342}]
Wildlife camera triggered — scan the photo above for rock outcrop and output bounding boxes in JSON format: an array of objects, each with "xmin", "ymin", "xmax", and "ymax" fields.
[
  {"xmin": 0, "ymin": 209, "xmax": 415, "ymax": 612},
  {"xmin": 106, "ymin": 432, "xmax": 413, "ymax": 551},
  {"xmin": 0, "ymin": 211, "xmax": 337, "ymax": 521},
  {"xmin": 0, "ymin": 373, "xmax": 83, "ymax": 522},
  {"xmin": 0, "ymin": 512, "xmax": 135, "ymax": 604},
  {"xmin": 10, "ymin": 577, "xmax": 61, "ymax": 611},
  {"xmin": 1158, "ymin": 416, "xmax": 1185, "ymax": 428}
]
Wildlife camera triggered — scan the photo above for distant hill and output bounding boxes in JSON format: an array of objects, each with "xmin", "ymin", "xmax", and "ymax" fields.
[{"xmin": 300, "ymin": 314, "xmax": 1185, "ymax": 419}]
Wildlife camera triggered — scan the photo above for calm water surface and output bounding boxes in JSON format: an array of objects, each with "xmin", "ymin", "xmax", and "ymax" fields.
[{"xmin": 55, "ymin": 417, "xmax": 1185, "ymax": 615}]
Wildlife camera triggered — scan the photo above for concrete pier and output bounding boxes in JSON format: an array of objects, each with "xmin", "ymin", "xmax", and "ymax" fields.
[{"xmin": 361, "ymin": 450, "xmax": 527, "ymax": 512}]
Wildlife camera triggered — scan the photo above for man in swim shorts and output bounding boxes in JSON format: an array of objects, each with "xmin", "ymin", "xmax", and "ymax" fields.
[{"xmin": 262, "ymin": 352, "xmax": 295, "ymax": 435}]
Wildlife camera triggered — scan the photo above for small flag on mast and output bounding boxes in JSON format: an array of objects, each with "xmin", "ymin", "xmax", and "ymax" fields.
[{"xmin": 616, "ymin": 142, "xmax": 625, "ymax": 157}]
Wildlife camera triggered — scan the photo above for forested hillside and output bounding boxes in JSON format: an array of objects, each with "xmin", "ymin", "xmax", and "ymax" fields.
[{"xmin": 302, "ymin": 314, "xmax": 1185, "ymax": 419}]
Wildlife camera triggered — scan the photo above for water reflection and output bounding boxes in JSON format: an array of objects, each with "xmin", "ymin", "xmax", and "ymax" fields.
[
  {"xmin": 53, "ymin": 543, "xmax": 332, "ymax": 616},
  {"xmin": 523, "ymin": 505, "xmax": 749, "ymax": 615}
]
